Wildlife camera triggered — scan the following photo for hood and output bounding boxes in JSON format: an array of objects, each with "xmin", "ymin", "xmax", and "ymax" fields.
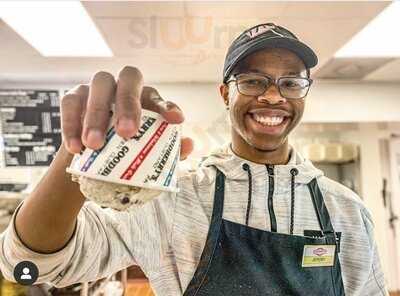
[{"xmin": 201, "ymin": 142, "xmax": 324, "ymax": 186}]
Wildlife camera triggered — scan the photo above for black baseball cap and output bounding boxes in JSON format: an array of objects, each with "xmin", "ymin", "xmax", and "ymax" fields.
[{"xmin": 223, "ymin": 23, "xmax": 318, "ymax": 83}]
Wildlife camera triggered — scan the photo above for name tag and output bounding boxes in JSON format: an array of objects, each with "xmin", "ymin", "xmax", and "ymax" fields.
[{"xmin": 302, "ymin": 245, "xmax": 336, "ymax": 267}]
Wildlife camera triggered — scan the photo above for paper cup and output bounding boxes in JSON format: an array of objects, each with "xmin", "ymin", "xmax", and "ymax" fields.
[{"xmin": 66, "ymin": 109, "xmax": 181, "ymax": 194}]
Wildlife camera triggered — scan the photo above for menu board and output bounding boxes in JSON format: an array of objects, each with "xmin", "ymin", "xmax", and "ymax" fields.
[{"xmin": 0, "ymin": 90, "xmax": 62, "ymax": 166}]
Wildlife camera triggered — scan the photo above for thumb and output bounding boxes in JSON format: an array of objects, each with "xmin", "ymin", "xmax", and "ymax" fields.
[{"xmin": 179, "ymin": 137, "xmax": 194, "ymax": 160}]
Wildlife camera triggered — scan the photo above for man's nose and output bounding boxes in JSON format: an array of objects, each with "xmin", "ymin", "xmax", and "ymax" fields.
[{"xmin": 257, "ymin": 84, "xmax": 286, "ymax": 105}]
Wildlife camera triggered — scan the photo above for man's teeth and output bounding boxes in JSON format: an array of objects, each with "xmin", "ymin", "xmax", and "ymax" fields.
[{"xmin": 252, "ymin": 114, "xmax": 284, "ymax": 126}]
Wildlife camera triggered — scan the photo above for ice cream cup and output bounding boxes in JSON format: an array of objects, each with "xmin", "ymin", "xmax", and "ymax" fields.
[{"xmin": 66, "ymin": 109, "xmax": 181, "ymax": 194}]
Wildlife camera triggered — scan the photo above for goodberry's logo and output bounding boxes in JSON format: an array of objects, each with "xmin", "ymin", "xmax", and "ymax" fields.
[{"xmin": 313, "ymin": 247, "xmax": 327, "ymax": 257}]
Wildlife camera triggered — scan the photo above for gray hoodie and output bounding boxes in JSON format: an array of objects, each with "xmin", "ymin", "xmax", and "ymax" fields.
[{"xmin": 0, "ymin": 144, "xmax": 389, "ymax": 295}]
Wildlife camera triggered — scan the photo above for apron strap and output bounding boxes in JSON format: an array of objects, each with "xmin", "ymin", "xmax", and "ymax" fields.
[
  {"xmin": 307, "ymin": 179, "xmax": 345, "ymax": 295},
  {"xmin": 183, "ymin": 167, "xmax": 226, "ymax": 296},
  {"xmin": 307, "ymin": 178, "xmax": 336, "ymax": 237},
  {"xmin": 210, "ymin": 168, "xmax": 225, "ymax": 224}
]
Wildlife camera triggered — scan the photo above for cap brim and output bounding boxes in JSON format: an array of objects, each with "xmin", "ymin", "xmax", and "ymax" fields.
[{"xmin": 224, "ymin": 36, "xmax": 318, "ymax": 82}]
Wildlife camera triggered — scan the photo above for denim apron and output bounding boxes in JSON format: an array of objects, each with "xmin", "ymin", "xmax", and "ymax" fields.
[{"xmin": 183, "ymin": 168, "xmax": 345, "ymax": 296}]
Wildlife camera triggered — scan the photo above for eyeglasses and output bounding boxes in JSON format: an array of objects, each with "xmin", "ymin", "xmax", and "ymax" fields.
[{"xmin": 226, "ymin": 73, "xmax": 313, "ymax": 100}]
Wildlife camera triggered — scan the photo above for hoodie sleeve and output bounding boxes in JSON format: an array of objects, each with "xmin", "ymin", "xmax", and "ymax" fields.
[
  {"xmin": 0, "ymin": 191, "xmax": 176, "ymax": 288},
  {"xmin": 358, "ymin": 207, "xmax": 389, "ymax": 296}
]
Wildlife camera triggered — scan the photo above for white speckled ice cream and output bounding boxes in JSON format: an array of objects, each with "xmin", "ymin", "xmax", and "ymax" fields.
[{"xmin": 67, "ymin": 109, "xmax": 181, "ymax": 211}]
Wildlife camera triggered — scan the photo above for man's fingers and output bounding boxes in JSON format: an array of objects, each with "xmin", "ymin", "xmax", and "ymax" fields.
[
  {"xmin": 141, "ymin": 86, "xmax": 189, "ymax": 159},
  {"xmin": 141, "ymin": 86, "xmax": 184, "ymax": 124},
  {"xmin": 114, "ymin": 66, "xmax": 144, "ymax": 139},
  {"xmin": 179, "ymin": 137, "xmax": 194, "ymax": 160},
  {"xmin": 61, "ymin": 84, "xmax": 89, "ymax": 154},
  {"xmin": 82, "ymin": 71, "xmax": 116, "ymax": 150}
]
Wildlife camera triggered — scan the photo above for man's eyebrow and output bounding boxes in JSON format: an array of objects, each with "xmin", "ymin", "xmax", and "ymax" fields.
[
  {"xmin": 286, "ymin": 71, "xmax": 302, "ymax": 76},
  {"xmin": 245, "ymin": 69, "xmax": 304, "ymax": 76}
]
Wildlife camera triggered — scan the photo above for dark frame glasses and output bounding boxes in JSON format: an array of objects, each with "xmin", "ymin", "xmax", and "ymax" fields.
[{"xmin": 227, "ymin": 72, "xmax": 313, "ymax": 100}]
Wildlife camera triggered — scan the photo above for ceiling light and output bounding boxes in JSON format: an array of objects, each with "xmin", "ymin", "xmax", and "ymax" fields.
[
  {"xmin": 335, "ymin": 1, "xmax": 400, "ymax": 58},
  {"xmin": 0, "ymin": 1, "xmax": 113, "ymax": 57}
]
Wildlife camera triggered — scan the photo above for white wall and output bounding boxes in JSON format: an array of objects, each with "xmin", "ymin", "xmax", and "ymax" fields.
[{"xmin": 304, "ymin": 81, "xmax": 400, "ymax": 122}]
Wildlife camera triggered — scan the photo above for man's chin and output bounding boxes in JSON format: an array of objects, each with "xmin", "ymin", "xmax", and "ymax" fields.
[{"xmin": 247, "ymin": 137, "xmax": 286, "ymax": 152}]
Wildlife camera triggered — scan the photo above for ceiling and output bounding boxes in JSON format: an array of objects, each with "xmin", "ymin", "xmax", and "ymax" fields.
[{"xmin": 0, "ymin": 1, "xmax": 395, "ymax": 85}]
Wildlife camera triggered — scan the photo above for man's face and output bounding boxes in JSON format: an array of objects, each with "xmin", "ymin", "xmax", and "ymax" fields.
[{"xmin": 220, "ymin": 48, "xmax": 308, "ymax": 152}]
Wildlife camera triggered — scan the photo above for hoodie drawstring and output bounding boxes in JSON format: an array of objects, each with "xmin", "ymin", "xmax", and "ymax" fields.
[
  {"xmin": 242, "ymin": 163, "xmax": 252, "ymax": 226},
  {"xmin": 242, "ymin": 163, "xmax": 299, "ymax": 233},
  {"xmin": 290, "ymin": 168, "xmax": 299, "ymax": 235}
]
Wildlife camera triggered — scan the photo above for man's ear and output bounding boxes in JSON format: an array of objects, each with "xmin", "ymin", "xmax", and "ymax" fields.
[{"xmin": 219, "ymin": 83, "xmax": 230, "ymax": 107}]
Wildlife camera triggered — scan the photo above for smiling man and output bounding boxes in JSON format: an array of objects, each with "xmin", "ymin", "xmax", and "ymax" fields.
[
  {"xmin": 222, "ymin": 47, "xmax": 309, "ymax": 164},
  {"xmin": 0, "ymin": 23, "xmax": 388, "ymax": 295}
]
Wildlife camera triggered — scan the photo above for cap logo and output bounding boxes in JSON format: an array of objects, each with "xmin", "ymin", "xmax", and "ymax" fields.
[{"xmin": 245, "ymin": 23, "xmax": 284, "ymax": 39}]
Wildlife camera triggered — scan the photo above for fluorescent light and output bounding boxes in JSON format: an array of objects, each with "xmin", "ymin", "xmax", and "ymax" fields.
[
  {"xmin": 0, "ymin": 1, "xmax": 113, "ymax": 57},
  {"xmin": 335, "ymin": 1, "xmax": 400, "ymax": 58}
]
